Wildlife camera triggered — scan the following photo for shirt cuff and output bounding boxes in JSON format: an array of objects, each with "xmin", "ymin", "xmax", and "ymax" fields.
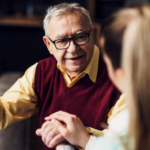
[{"xmin": 85, "ymin": 135, "xmax": 97, "ymax": 150}]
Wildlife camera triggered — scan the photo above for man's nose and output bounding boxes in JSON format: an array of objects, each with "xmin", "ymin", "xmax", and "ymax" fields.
[{"xmin": 67, "ymin": 39, "xmax": 78, "ymax": 53}]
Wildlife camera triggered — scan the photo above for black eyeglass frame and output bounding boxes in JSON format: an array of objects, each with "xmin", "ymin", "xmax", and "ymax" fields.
[{"xmin": 47, "ymin": 29, "xmax": 92, "ymax": 50}]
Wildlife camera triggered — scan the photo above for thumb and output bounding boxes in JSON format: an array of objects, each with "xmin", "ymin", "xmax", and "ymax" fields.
[{"xmin": 36, "ymin": 128, "xmax": 42, "ymax": 136}]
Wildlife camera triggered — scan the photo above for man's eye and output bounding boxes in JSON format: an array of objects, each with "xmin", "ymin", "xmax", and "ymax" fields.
[
  {"xmin": 75, "ymin": 35, "xmax": 87, "ymax": 42},
  {"xmin": 57, "ymin": 39, "xmax": 68, "ymax": 43},
  {"xmin": 56, "ymin": 39, "xmax": 69, "ymax": 48}
]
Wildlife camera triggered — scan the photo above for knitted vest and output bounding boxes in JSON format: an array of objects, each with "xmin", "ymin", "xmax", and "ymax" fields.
[{"xmin": 35, "ymin": 55, "xmax": 120, "ymax": 150}]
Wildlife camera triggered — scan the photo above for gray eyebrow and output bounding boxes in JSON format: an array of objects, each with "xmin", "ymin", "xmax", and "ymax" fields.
[
  {"xmin": 75, "ymin": 29, "xmax": 88, "ymax": 35},
  {"xmin": 56, "ymin": 35, "xmax": 67, "ymax": 39},
  {"xmin": 55, "ymin": 29, "xmax": 89, "ymax": 39}
]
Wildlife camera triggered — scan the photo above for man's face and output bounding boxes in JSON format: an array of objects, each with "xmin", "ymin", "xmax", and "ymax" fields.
[{"xmin": 43, "ymin": 11, "xmax": 94, "ymax": 78}]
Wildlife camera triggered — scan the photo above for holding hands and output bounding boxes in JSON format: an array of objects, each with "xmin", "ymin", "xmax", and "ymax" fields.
[
  {"xmin": 36, "ymin": 111, "xmax": 90, "ymax": 149},
  {"xmin": 36, "ymin": 119, "xmax": 66, "ymax": 148}
]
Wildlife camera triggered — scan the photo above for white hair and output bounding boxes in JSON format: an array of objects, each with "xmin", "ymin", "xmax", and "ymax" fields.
[{"xmin": 43, "ymin": 3, "xmax": 92, "ymax": 36}]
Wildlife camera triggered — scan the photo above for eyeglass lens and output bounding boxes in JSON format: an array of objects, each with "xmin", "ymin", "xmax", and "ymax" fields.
[{"xmin": 55, "ymin": 34, "xmax": 89, "ymax": 49}]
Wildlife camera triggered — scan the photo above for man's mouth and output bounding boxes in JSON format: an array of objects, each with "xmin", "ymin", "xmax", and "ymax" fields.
[{"xmin": 66, "ymin": 55, "xmax": 84, "ymax": 60}]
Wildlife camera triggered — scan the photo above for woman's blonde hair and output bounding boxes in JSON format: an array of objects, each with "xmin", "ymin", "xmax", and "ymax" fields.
[
  {"xmin": 122, "ymin": 5, "xmax": 150, "ymax": 150},
  {"xmin": 100, "ymin": 7, "xmax": 139, "ymax": 70}
]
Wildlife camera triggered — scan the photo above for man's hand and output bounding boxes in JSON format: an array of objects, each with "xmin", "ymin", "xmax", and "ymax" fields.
[
  {"xmin": 45, "ymin": 111, "xmax": 90, "ymax": 149},
  {"xmin": 36, "ymin": 120, "xmax": 66, "ymax": 148}
]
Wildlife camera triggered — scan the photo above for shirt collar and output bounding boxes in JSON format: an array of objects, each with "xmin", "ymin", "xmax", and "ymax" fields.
[{"xmin": 82, "ymin": 45, "xmax": 99, "ymax": 83}]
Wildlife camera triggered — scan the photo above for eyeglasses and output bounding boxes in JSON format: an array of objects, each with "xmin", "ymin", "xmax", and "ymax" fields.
[{"xmin": 47, "ymin": 29, "xmax": 91, "ymax": 50}]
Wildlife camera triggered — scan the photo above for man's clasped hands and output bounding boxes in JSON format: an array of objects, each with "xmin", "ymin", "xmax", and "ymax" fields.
[{"xmin": 36, "ymin": 111, "xmax": 90, "ymax": 149}]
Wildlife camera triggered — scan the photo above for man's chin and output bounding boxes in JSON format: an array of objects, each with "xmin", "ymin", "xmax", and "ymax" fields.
[
  {"xmin": 69, "ymin": 65, "xmax": 85, "ymax": 71},
  {"xmin": 66, "ymin": 66, "xmax": 85, "ymax": 75}
]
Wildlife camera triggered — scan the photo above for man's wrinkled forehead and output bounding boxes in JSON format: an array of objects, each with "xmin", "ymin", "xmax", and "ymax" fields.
[{"xmin": 48, "ymin": 11, "xmax": 90, "ymax": 38}]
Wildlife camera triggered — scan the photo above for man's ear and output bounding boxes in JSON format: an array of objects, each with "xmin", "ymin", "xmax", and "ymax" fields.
[
  {"xmin": 91, "ymin": 26, "xmax": 95, "ymax": 38},
  {"xmin": 43, "ymin": 36, "xmax": 53, "ymax": 54}
]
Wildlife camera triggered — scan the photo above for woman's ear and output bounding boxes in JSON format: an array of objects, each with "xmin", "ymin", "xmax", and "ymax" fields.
[
  {"xmin": 116, "ymin": 68, "xmax": 126, "ymax": 93},
  {"xmin": 116, "ymin": 68, "xmax": 124, "ymax": 77},
  {"xmin": 43, "ymin": 36, "xmax": 53, "ymax": 54}
]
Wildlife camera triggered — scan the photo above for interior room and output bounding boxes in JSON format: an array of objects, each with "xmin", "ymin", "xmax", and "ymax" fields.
[{"xmin": 0, "ymin": 0, "xmax": 144, "ymax": 150}]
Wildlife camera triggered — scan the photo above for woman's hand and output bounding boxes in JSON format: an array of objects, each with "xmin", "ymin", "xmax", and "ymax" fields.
[{"xmin": 45, "ymin": 111, "xmax": 90, "ymax": 149}]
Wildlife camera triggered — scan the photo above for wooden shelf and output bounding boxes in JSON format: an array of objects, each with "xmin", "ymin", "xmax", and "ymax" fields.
[
  {"xmin": 0, "ymin": 15, "xmax": 43, "ymax": 28},
  {"xmin": 97, "ymin": 0, "xmax": 122, "ymax": 1}
]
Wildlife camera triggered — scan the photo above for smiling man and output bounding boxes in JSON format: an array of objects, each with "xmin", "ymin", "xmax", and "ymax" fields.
[
  {"xmin": 47, "ymin": 28, "xmax": 93, "ymax": 78},
  {"xmin": 43, "ymin": 9, "xmax": 95, "ymax": 86},
  {"xmin": 0, "ymin": 3, "xmax": 125, "ymax": 150}
]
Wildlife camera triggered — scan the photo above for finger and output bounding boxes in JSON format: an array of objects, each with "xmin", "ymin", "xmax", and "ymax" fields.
[
  {"xmin": 47, "ymin": 134, "xmax": 65, "ymax": 148},
  {"xmin": 36, "ymin": 128, "xmax": 42, "ymax": 136},
  {"xmin": 42, "ymin": 126, "xmax": 58, "ymax": 143},
  {"xmin": 46, "ymin": 113, "xmax": 77, "ymax": 127},
  {"xmin": 43, "ymin": 128, "xmax": 59, "ymax": 146},
  {"xmin": 41, "ymin": 121, "xmax": 55, "ymax": 143},
  {"xmin": 41, "ymin": 121, "xmax": 53, "ymax": 134},
  {"xmin": 53, "ymin": 119, "xmax": 70, "ymax": 139},
  {"xmin": 49, "ymin": 115, "xmax": 69, "ymax": 126},
  {"xmin": 45, "ymin": 111, "xmax": 73, "ymax": 120}
]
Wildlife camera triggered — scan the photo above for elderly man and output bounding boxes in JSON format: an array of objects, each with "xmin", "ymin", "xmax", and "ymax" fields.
[{"xmin": 0, "ymin": 2, "xmax": 125, "ymax": 150}]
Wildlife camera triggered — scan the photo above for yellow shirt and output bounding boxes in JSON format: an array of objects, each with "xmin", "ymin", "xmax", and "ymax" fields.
[{"xmin": 0, "ymin": 45, "xmax": 126, "ymax": 137}]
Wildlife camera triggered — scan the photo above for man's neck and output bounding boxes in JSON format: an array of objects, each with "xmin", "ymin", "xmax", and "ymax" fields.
[{"xmin": 66, "ymin": 71, "xmax": 80, "ymax": 81}]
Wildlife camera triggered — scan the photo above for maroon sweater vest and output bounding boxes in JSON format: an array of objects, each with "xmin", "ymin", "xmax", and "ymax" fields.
[{"xmin": 35, "ymin": 55, "xmax": 120, "ymax": 150}]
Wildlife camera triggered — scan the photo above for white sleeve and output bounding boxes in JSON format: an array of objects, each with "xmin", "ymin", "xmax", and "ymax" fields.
[
  {"xmin": 56, "ymin": 144, "xmax": 75, "ymax": 150},
  {"xmin": 85, "ymin": 135, "xmax": 97, "ymax": 150}
]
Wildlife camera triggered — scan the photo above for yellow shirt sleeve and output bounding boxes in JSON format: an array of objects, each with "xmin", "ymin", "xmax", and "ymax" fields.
[
  {"xmin": 107, "ymin": 94, "xmax": 126, "ymax": 123},
  {"xmin": 0, "ymin": 63, "xmax": 39, "ymax": 129},
  {"xmin": 86, "ymin": 94, "xmax": 126, "ymax": 137}
]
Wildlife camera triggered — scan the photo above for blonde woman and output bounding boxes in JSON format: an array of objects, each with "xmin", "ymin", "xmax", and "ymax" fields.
[
  {"xmin": 39, "ymin": 5, "xmax": 150, "ymax": 150},
  {"xmin": 122, "ymin": 5, "xmax": 150, "ymax": 150}
]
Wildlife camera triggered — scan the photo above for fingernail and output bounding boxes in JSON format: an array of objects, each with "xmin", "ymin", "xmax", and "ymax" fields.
[{"xmin": 51, "ymin": 119, "xmax": 55, "ymax": 123}]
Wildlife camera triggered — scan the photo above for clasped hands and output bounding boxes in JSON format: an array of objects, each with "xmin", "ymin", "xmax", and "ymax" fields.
[{"xmin": 36, "ymin": 111, "xmax": 90, "ymax": 149}]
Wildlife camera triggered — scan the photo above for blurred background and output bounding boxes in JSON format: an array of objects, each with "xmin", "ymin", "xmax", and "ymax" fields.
[
  {"xmin": 0, "ymin": 0, "xmax": 149, "ymax": 150},
  {"xmin": 0, "ymin": 0, "xmax": 127, "ymax": 73}
]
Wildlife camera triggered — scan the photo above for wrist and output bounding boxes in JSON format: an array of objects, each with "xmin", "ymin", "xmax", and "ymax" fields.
[{"xmin": 78, "ymin": 133, "xmax": 90, "ymax": 149}]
